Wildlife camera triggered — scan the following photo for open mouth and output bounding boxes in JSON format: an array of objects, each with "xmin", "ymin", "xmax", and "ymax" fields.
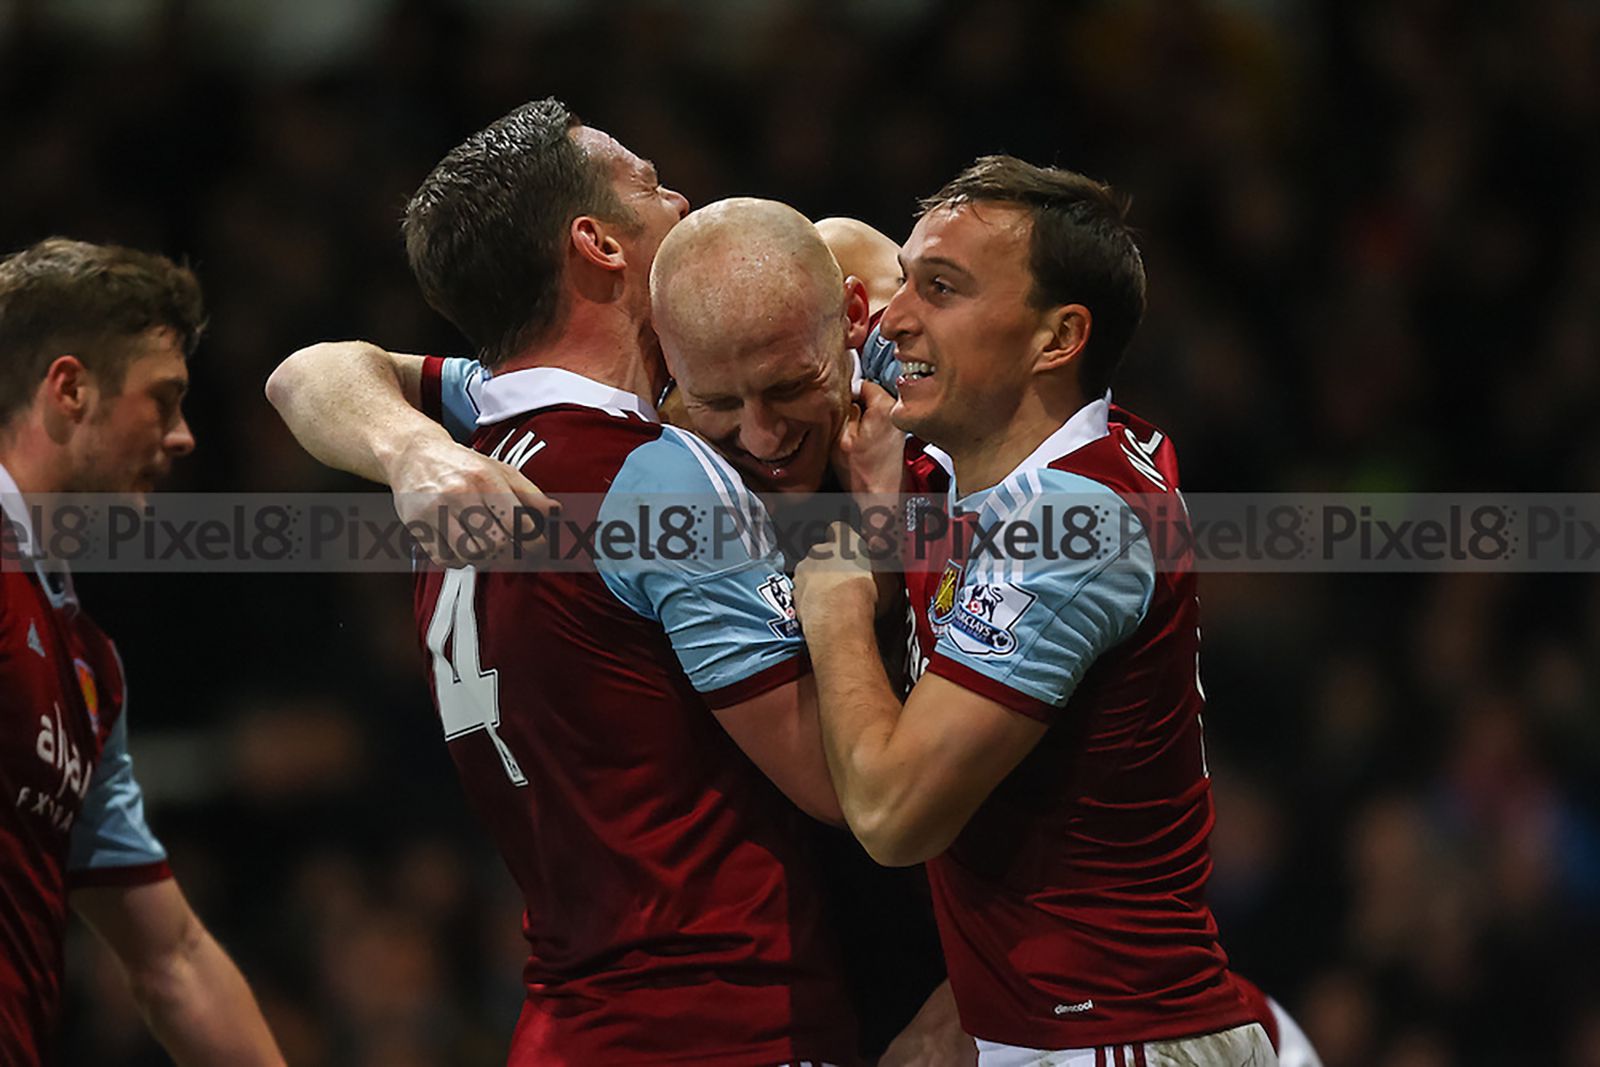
[
  {"xmin": 744, "ymin": 434, "xmax": 807, "ymax": 479},
  {"xmin": 898, "ymin": 360, "xmax": 936, "ymax": 384}
]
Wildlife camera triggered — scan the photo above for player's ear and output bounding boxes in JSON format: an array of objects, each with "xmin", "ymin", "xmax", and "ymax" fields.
[
  {"xmin": 571, "ymin": 215, "xmax": 627, "ymax": 272},
  {"xmin": 40, "ymin": 355, "xmax": 94, "ymax": 423},
  {"xmin": 843, "ymin": 276, "xmax": 872, "ymax": 351},
  {"xmin": 1033, "ymin": 304, "xmax": 1090, "ymax": 376}
]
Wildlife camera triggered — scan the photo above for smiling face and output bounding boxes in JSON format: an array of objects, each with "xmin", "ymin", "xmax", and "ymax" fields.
[
  {"xmin": 880, "ymin": 202, "xmax": 1055, "ymax": 450},
  {"xmin": 671, "ymin": 310, "xmax": 854, "ymax": 495},
  {"xmin": 651, "ymin": 197, "xmax": 864, "ymax": 497},
  {"xmin": 65, "ymin": 326, "xmax": 194, "ymax": 501}
]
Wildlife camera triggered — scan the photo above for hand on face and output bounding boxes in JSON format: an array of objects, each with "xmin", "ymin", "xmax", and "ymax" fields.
[{"xmin": 831, "ymin": 380, "xmax": 905, "ymax": 505}]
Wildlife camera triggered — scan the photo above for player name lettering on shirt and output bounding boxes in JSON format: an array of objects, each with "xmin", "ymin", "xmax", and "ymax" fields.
[{"xmin": 488, "ymin": 429, "xmax": 547, "ymax": 471}]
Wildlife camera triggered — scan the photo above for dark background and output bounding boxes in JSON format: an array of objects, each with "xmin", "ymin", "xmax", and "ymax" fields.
[{"xmin": 4, "ymin": 0, "xmax": 1599, "ymax": 1064}]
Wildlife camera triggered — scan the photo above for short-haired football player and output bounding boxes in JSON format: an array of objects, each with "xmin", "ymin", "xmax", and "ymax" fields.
[
  {"xmin": 792, "ymin": 157, "xmax": 1278, "ymax": 1065},
  {"xmin": 0, "ymin": 238, "xmax": 283, "ymax": 1065},
  {"xmin": 269, "ymin": 99, "xmax": 861, "ymax": 1067},
  {"xmin": 648, "ymin": 193, "xmax": 1319, "ymax": 1067}
]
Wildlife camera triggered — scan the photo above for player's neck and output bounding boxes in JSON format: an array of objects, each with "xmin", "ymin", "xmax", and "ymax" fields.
[
  {"xmin": 0, "ymin": 423, "xmax": 71, "ymax": 497},
  {"xmin": 497, "ymin": 305, "xmax": 664, "ymax": 406},
  {"xmin": 948, "ymin": 388, "xmax": 1088, "ymax": 496}
]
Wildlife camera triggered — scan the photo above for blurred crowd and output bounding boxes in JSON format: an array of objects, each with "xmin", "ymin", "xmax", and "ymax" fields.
[{"xmin": 3, "ymin": 0, "xmax": 1599, "ymax": 1064}]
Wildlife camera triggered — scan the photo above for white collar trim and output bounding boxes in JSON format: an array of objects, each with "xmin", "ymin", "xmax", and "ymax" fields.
[
  {"xmin": 0, "ymin": 459, "xmax": 76, "ymax": 606},
  {"xmin": 476, "ymin": 367, "xmax": 659, "ymax": 426},
  {"xmin": 924, "ymin": 393, "xmax": 1112, "ymax": 500},
  {"xmin": 0, "ymin": 460, "xmax": 35, "ymax": 555}
]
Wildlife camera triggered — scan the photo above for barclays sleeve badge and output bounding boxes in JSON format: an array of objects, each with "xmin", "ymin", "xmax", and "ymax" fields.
[
  {"xmin": 756, "ymin": 574, "xmax": 802, "ymax": 640},
  {"xmin": 948, "ymin": 581, "xmax": 1036, "ymax": 656}
]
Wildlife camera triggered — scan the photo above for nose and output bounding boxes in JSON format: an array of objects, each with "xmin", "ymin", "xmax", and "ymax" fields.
[
  {"xmin": 165, "ymin": 414, "xmax": 196, "ymax": 457},
  {"xmin": 738, "ymin": 402, "xmax": 791, "ymax": 461},
  {"xmin": 666, "ymin": 187, "xmax": 690, "ymax": 220},
  {"xmin": 878, "ymin": 279, "xmax": 917, "ymax": 343}
]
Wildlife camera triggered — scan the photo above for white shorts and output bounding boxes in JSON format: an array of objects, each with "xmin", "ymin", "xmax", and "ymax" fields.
[
  {"xmin": 1265, "ymin": 997, "xmax": 1322, "ymax": 1067},
  {"xmin": 975, "ymin": 1022, "xmax": 1277, "ymax": 1067}
]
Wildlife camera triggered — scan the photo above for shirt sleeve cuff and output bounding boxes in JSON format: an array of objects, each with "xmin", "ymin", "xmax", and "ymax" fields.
[
  {"xmin": 700, "ymin": 653, "xmax": 812, "ymax": 710},
  {"xmin": 420, "ymin": 354, "xmax": 444, "ymax": 423},
  {"xmin": 67, "ymin": 859, "xmax": 173, "ymax": 891},
  {"xmin": 927, "ymin": 653, "xmax": 1057, "ymax": 723}
]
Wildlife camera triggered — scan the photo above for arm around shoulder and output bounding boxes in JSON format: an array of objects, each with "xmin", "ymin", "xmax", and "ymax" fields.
[
  {"xmin": 267, "ymin": 341, "xmax": 554, "ymax": 560},
  {"xmin": 264, "ymin": 340, "xmax": 435, "ymax": 484}
]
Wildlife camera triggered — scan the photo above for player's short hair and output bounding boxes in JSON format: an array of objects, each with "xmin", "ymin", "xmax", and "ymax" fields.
[
  {"xmin": 0, "ymin": 237, "xmax": 205, "ymax": 426},
  {"xmin": 920, "ymin": 156, "xmax": 1146, "ymax": 397},
  {"xmin": 403, "ymin": 97, "xmax": 637, "ymax": 368}
]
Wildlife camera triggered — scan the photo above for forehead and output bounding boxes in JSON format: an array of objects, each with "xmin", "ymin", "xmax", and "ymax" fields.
[
  {"xmin": 120, "ymin": 327, "xmax": 189, "ymax": 382},
  {"xmin": 909, "ymin": 201, "xmax": 1033, "ymax": 265},
  {"xmin": 569, "ymin": 125, "xmax": 648, "ymax": 178},
  {"xmin": 679, "ymin": 319, "xmax": 837, "ymax": 390}
]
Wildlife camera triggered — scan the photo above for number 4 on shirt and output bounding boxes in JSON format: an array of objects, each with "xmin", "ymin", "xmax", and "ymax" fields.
[{"xmin": 425, "ymin": 568, "xmax": 528, "ymax": 786}]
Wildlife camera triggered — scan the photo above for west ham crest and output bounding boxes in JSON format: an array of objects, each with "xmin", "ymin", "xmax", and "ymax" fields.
[{"xmin": 930, "ymin": 561, "xmax": 963, "ymax": 624}]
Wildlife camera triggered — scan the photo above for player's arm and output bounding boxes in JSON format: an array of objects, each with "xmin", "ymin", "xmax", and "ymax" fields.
[
  {"xmin": 598, "ymin": 430, "xmax": 842, "ymax": 824},
  {"xmin": 831, "ymin": 379, "xmax": 911, "ymax": 620},
  {"xmin": 66, "ymin": 711, "xmax": 281, "ymax": 1064},
  {"xmin": 796, "ymin": 487, "xmax": 1154, "ymax": 865},
  {"xmin": 710, "ymin": 673, "xmax": 843, "ymax": 825},
  {"xmin": 265, "ymin": 340, "xmax": 436, "ymax": 482},
  {"xmin": 795, "ymin": 534, "xmax": 1043, "ymax": 864},
  {"xmin": 628, "ymin": 576, "xmax": 844, "ymax": 825},
  {"xmin": 71, "ymin": 879, "xmax": 283, "ymax": 1067},
  {"xmin": 596, "ymin": 429, "xmax": 843, "ymax": 824},
  {"xmin": 815, "ymin": 217, "xmax": 903, "ymax": 314},
  {"xmin": 880, "ymin": 981, "xmax": 977, "ymax": 1067},
  {"xmin": 266, "ymin": 340, "xmax": 553, "ymax": 559}
]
